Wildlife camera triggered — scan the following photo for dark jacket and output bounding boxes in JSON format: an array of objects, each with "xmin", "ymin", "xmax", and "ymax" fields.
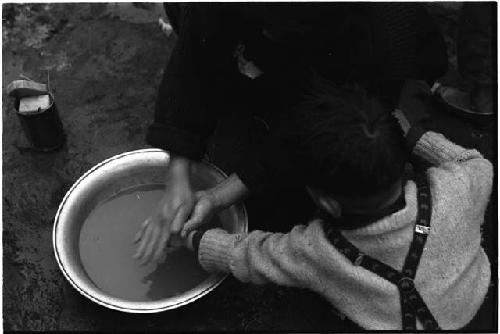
[{"xmin": 146, "ymin": 3, "xmax": 448, "ymax": 196}]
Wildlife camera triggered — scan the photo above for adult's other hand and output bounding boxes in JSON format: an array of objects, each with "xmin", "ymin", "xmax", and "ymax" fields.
[{"xmin": 133, "ymin": 156, "xmax": 195, "ymax": 265}]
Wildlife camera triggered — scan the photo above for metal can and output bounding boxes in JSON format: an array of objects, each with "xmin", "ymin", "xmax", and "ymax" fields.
[
  {"xmin": 14, "ymin": 92, "xmax": 66, "ymax": 152},
  {"xmin": 8, "ymin": 79, "xmax": 66, "ymax": 152}
]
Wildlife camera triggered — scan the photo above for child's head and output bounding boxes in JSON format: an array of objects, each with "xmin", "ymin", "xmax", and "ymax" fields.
[{"xmin": 287, "ymin": 75, "xmax": 407, "ymax": 212}]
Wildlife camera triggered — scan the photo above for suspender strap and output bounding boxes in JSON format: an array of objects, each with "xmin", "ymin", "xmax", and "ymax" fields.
[
  {"xmin": 403, "ymin": 174, "xmax": 431, "ymax": 278},
  {"xmin": 400, "ymin": 174, "xmax": 439, "ymax": 330},
  {"xmin": 325, "ymin": 175, "xmax": 440, "ymax": 330}
]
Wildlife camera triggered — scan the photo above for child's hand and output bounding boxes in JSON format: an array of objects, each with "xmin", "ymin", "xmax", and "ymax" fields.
[
  {"xmin": 181, "ymin": 190, "xmax": 221, "ymax": 238},
  {"xmin": 169, "ymin": 230, "xmax": 198, "ymax": 251},
  {"xmin": 164, "ymin": 234, "xmax": 187, "ymax": 251},
  {"xmin": 169, "ymin": 231, "xmax": 198, "ymax": 251}
]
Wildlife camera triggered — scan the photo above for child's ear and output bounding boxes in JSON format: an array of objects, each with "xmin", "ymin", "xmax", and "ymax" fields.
[{"xmin": 306, "ymin": 187, "xmax": 342, "ymax": 218}]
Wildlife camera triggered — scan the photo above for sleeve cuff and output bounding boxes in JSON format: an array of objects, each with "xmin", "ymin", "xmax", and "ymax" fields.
[
  {"xmin": 146, "ymin": 123, "xmax": 206, "ymax": 160},
  {"xmin": 413, "ymin": 130, "xmax": 475, "ymax": 165},
  {"xmin": 198, "ymin": 229, "xmax": 234, "ymax": 273},
  {"xmin": 234, "ymin": 161, "xmax": 272, "ymax": 197}
]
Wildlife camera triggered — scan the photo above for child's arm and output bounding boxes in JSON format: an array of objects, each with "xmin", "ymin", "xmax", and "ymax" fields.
[
  {"xmin": 187, "ymin": 223, "xmax": 321, "ymax": 287},
  {"xmin": 413, "ymin": 129, "xmax": 493, "ymax": 218},
  {"xmin": 394, "ymin": 109, "xmax": 493, "ymax": 220}
]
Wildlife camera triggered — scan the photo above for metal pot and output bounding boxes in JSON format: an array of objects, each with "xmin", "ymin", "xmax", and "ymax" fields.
[{"xmin": 53, "ymin": 149, "xmax": 247, "ymax": 313}]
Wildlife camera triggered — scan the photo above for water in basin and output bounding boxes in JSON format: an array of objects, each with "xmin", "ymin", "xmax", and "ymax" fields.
[{"xmin": 79, "ymin": 184, "xmax": 213, "ymax": 301}]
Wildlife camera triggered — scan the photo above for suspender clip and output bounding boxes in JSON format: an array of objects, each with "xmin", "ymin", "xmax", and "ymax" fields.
[{"xmin": 415, "ymin": 224, "xmax": 430, "ymax": 235}]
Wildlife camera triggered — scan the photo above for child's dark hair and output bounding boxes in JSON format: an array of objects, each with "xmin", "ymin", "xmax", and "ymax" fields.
[{"xmin": 287, "ymin": 75, "xmax": 407, "ymax": 198}]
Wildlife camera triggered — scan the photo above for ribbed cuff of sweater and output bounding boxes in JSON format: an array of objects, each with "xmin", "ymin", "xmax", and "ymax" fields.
[
  {"xmin": 413, "ymin": 131, "xmax": 475, "ymax": 165},
  {"xmin": 198, "ymin": 229, "xmax": 234, "ymax": 273}
]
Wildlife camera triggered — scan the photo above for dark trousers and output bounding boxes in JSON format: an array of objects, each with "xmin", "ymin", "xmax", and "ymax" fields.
[{"xmin": 457, "ymin": 2, "xmax": 495, "ymax": 85}]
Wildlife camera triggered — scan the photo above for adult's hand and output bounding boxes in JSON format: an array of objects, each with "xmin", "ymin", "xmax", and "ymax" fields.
[
  {"xmin": 181, "ymin": 189, "xmax": 220, "ymax": 238},
  {"xmin": 181, "ymin": 173, "xmax": 251, "ymax": 238},
  {"xmin": 133, "ymin": 156, "xmax": 195, "ymax": 264}
]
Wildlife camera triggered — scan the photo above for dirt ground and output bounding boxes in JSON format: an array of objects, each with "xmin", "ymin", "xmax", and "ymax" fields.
[{"xmin": 2, "ymin": 3, "xmax": 496, "ymax": 331}]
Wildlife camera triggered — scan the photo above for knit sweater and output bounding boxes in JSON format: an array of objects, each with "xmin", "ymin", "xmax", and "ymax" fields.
[{"xmin": 197, "ymin": 131, "xmax": 493, "ymax": 330}]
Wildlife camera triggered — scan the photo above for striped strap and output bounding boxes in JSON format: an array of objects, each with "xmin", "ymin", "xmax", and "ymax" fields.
[{"xmin": 325, "ymin": 174, "xmax": 440, "ymax": 330}]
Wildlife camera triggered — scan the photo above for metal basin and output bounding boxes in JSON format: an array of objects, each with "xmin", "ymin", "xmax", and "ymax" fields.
[{"xmin": 53, "ymin": 149, "xmax": 247, "ymax": 313}]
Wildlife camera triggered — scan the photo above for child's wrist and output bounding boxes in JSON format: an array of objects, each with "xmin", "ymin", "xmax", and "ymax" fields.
[{"xmin": 186, "ymin": 230, "xmax": 205, "ymax": 253}]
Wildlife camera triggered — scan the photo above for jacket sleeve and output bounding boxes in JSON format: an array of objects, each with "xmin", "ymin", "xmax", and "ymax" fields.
[
  {"xmin": 410, "ymin": 128, "xmax": 494, "ymax": 221},
  {"xmin": 197, "ymin": 223, "xmax": 322, "ymax": 287},
  {"xmin": 235, "ymin": 126, "xmax": 302, "ymax": 198},
  {"xmin": 146, "ymin": 4, "xmax": 240, "ymax": 160},
  {"xmin": 233, "ymin": 158, "xmax": 275, "ymax": 198},
  {"xmin": 232, "ymin": 134, "xmax": 286, "ymax": 198}
]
